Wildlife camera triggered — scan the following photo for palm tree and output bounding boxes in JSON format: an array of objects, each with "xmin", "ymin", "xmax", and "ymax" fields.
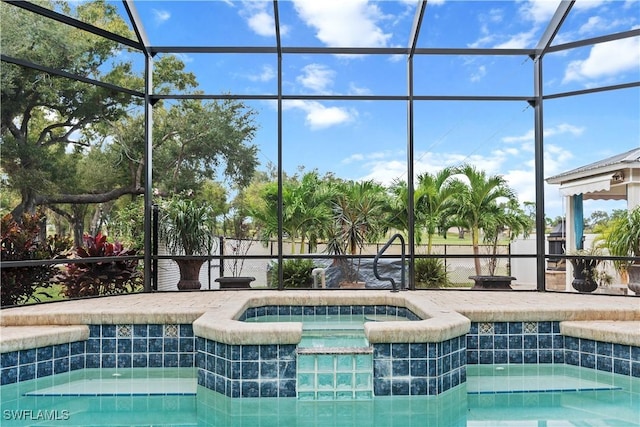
[
  {"xmin": 448, "ymin": 164, "xmax": 517, "ymax": 276},
  {"xmin": 415, "ymin": 167, "xmax": 456, "ymax": 254}
]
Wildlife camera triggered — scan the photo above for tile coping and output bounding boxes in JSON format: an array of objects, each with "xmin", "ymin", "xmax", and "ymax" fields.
[{"xmin": 1, "ymin": 291, "xmax": 639, "ymax": 352}]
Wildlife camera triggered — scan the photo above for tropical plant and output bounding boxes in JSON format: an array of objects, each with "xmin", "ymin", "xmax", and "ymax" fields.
[
  {"xmin": 268, "ymin": 259, "xmax": 316, "ymax": 288},
  {"xmin": 328, "ymin": 180, "xmax": 388, "ymax": 284},
  {"xmin": 1, "ymin": 212, "xmax": 72, "ymax": 306},
  {"xmin": 603, "ymin": 206, "xmax": 640, "ymax": 272},
  {"xmin": 448, "ymin": 164, "xmax": 518, "ymax": 276},
  {"xmin": 160, "ymin": 198, "xmax": 216, "ymax": 256},
  {"xmin": 56, "ymin": 233, "xmax": 141, "ymax": 298},
  {"xmin": 414, "ymin": 258, "xmax": 450, "ymax": 288}
]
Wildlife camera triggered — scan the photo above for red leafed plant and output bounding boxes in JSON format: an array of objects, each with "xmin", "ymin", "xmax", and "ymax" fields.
[
  {"xmin": 1, "ymin": 212, "xmax": 72, "ymax": 307},
  {"xmin": 56, "ymin": 232, "xmax": 142, "ymax": 298}
]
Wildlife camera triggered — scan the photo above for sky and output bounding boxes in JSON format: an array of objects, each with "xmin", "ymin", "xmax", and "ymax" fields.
[{"xmin": 113, "ymin": 0, "xmax": 639, "ymax": 220}]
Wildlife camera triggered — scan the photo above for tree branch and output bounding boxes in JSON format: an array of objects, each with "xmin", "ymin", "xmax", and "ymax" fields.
[{"xmin": 35, "ymin": 185, "xmax": 144, "ymax": 205}]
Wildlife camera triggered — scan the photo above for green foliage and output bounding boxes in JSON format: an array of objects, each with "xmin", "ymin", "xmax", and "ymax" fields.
[
  {"xmin": 603, "ymin": 206, "xmax": 640, "ymax": 272},
  {"xmin": 414, "ymin": 258, "xmax": 450, "ymax": 288},
  {"xmin": 268, "ymin": 259, "xmax": 316, "ymax": 288},
  {"xmin": 160, "ymin": 198, "xmax": 216, "ymax": 256},
  {"xmin": 1, "ymin": 212, "xmax": 72, "ymax": 306},
  {"xmin": 55, "ymin": 233, "xmax": 141, "ymax": 298},
  {"xmin": 108, "ymin": 198, "xmax": 145, "ymax": 251}
]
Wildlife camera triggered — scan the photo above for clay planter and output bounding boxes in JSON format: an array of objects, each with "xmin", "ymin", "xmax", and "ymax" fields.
[
  {"xmin": 175, "ymin": 258, "xmax": 205, "ymax": 290},
  {"xmin": 569, "ymin": 258, "xmax": 598, "ymax": 293}
]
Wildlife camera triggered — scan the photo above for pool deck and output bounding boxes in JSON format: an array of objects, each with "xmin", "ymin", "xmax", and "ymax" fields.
[{"xmin": 1, "ymin": 290, "xmax": 639, "ymax": 353}]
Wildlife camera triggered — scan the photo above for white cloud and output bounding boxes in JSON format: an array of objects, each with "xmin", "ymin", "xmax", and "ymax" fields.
[
  {"xmin": 470, "ymin": 65, "xmax": 487, "ymax": 82},
  {"xmin": 292, "ymin": 0, "xmax": 391, "ymax": 47},
  {"xmin": 297, "ymin": 64, "xmax": 335, "ymax": 93},
  {"xmin": 519, "ymin": 0, "xmax": 561, "ymax": 25},
  {"xmin": 240, "ymin": 2, "xmax": 289, "ymax": 38},
  {"xmin": 494, "ymin": 29, "xmax": 537, "ymax": 49},
  {"xmin": 247, "ymin": 65, "xmax": 275, "ymax": 82},
  {"xmin": 152, "ymin": 9, "xmax": 170, "ymax": 24},
  {"xmin": 283, "ymin": 100, "xmax": 356, "ymax": 130},
  {"xmin": 349, "ymin": 82, "xmax": 372, "ymax": 96},
  {"xmin": 502, "ymin": 123, "xmax": 585, "ymax": 143},
  {"xmin": 563, "ymin": 37, "xmax": 640, "ymax": 84}
]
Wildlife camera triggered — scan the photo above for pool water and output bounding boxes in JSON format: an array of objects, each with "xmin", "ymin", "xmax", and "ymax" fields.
[{"xmin": 2, "ymin": 365, "xmax": 638, "ymax": 426}]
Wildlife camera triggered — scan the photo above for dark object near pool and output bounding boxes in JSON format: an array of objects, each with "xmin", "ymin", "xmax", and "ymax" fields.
[{"xmin": 215, "ymin": 276, "xmax": 256, "ymax": 289}]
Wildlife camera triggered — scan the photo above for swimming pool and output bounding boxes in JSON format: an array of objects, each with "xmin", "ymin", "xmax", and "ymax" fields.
[{"xmin": 1, "ymin": 364, "xmax": 638, "ymax": 426}]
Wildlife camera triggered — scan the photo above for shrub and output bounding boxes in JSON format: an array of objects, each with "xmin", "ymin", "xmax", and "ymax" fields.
[
  {"xmin": 1, "ymin": 212, "xmax": 72, "ymax": 306},
  {"xmin": 268, "ymin": 259, "xmax": 315, "ymax": 288},
  {"xmin": 414, "ymin": 257, "xmax": 450, "ymax": 288},
  {"xmin": 56, "ymin": 233, "xmax": 142, "ymax": 298}
]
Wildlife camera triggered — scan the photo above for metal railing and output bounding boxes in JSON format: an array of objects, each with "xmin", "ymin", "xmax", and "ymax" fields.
[{"xmin": 373, "ymin": 233, "xmax": 406, "ymax": 293}]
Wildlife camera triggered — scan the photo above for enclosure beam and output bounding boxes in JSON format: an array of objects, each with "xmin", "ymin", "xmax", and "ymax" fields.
[
  {"xmin": 122, "ymin": 0, "xmax": 152, "ymax": 56},
  {"xmin": 534, "ymin": 0, "xmax": 574, "ymax": 58},
  {"xmin": 532, "ymin": 56, "xmax": 546, "ymax": 292},
  {"xmin": 143, "ymin": 54, "xmax": 154, "ymax": 293},
  {"xmin": 274, "ymin": 0, "xmax": 284, "ymax": 290}
]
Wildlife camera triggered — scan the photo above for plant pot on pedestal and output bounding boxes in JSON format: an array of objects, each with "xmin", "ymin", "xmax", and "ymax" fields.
[
  {"xmin": 569, "ymin": 258, "xmax": 598, "ymax": 293},
  {"xmin": 469, "ymin": 275, "xmax": 515, "ymax": 290},
  {"xmin": 627, "ymin": 264, "xmax": 640, "ymax": 295},
  {"xmin": 175, "ymin": 258, "xmax": 205, "ymax": 290}
]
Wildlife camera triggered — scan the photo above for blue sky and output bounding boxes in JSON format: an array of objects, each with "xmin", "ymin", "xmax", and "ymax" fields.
[{"xmin": 116, "ymin": 0, "xmax": 639, "ymax": 219}]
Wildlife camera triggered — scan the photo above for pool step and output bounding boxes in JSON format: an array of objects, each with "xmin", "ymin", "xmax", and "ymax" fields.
[{"xmin": 296, "ymin": 351, "xmax": 373, "ymax": 400}]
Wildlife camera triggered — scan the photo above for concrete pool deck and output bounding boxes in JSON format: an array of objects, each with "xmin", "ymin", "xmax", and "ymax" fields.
[{"xmin": 1, "ymin": 290, "xmax": 639, "ymax": 353}]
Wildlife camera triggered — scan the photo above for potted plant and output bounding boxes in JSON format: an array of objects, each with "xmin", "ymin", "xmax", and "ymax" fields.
[
  {"xmin": 604, "ymin": 206, "xmax": 640, "ymax": 295},
  {"xmin": 160, "ymin": 198, "xmax": 215, "ymax": 290},
  {"xmin": 567, "ymin": 247, "xmax": 605, "ymax": 293}
]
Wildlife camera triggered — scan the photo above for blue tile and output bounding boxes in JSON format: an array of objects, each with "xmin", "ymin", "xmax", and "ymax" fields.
[
  {"xmin": 410, "ymin": 343, "xmax": 427, "ymax": 358},
  {"xmin": 256, "ymin": 306, "xmax": 266, "ymax": 317},
  {"xmin": 133, "ymin": 325, "xmax": 148, "ymax": 337},
  {"xmin": 392, "ymin": 343, "xmax": 410, "ymax": 358},
  {"xmin": 494, "ymin": 335, "xmax": 508, "ymax": 350},
  {"xmin": 70, "ymin": 341, "xmax": 85, "ymax": 355},
  {"xmin": 508, "ymin": 336, "xmax": 523, "ymax": 349},
  {"xmin": 86, "ymin": 339, "xmax": 100, "ymax": 354},
  {"xmin": 428, "ymin": 378, "xmax": 438, "ymax": 395},
  {"xmin": 580, "ymin": 339, "xmax": 596, "ymax": 354},
  {"xmin": 88, "ymin": 325, "xmax": 100, "ymax": 337},
  {"xmin": 523, "ymin": 350, "xmax": 537, "ymax": 364},
  {"xmin": 101, "ymin": 339, "xmax": 117, "ymax": 354},
  {"xmin": 36, "ymin": 346, "xmax": 53, "ymax": 361},
  {"xmin": 565, "ymin": 350, "xmax": 579, "ymax": 366},
  {"xmin": 428, "ymin": 343, "xmax": 437, "ymax": 358},
  {"xmin": 613, "ymin": 344, "xmax": 630, "ymax": 359},
  {"xmin": 466, "ymin": 336, "xmax": 478, "ymax": 350},
  {"xmin": 364, "ymin": 306, "xmax": 375, "ymax": 315},
  {"xmin": 228, "ymin": 361, "xmax": 239, "ymax": 379},
  {"xmin": 260, "ymin": 361, "xmax": 279, "ymax": 378},
  {"xmin": 538, "ymin": 334, "xmax": 552, "ymax": 349},
  {"xmin": 469, "ymin": 323, "xmax": 478, "ymax": 334},
  {"xmin": 164, "ymin": 354, "xmax": 179, "ymax": 367},
  {"xmin": 148, "ymin": 338, "xmax": 163, "ymax": 353},
  {"xmin": 494, "ymin": 350, "xmax": 508, "ymax": 364},
  {"xmin": 1, "ymin": 367, "xmax": 18, "ymax": 385},
  {"xmin": 260, "ymin": 345, "xmax": 278, "ymax": 360},
  {"xmin": 538, "ymin": 321, "xmax": 552, "ymax": 334},
  {"xmin": 117, "ymin": 339, "xmax": 132, "ymax": 354},
  {"xmin": 441, "ymin": 374, "xmax": 451, "ymax": 393},
  {"xmin": 179, "ymin": 338, "xmax": 194, "ymax": 353},
  {"xmin": 148, "ymin": 354, "xmax": 163, "ymax": 367},
  {"xmin": 581, "ymin": 353, "xmax": 596, "ymax": 369},
  {"xmin": 565, "ymin": 337, "xmax": 579, "ymax": 351},
  {"xmin": 375, "ymin": 305, "xmax": 386, "ymax": 315},
  {"xmin": 291, "ymin": 306, "xmax": 302, "ymax": 315},
  {"xmin": 196, "ymin": 337, "xmax": 205, "ymax": 352},
  {"xmin": 242, "ymin": 361, "xmax": 259, "ymax": 379},
  {"xmin": 148, "ymin": 324, "xmax": 163, "ymax": 337},
  {"xmin": 614, "ymin": 359, "xmax": 630, "ymax": 375},
  {"xmin": 1, "ymin": 352, "xmax": 19, "ymax": 368},
  {"xmin": 278, "ymin": 380, "xmax": 296, "ymax": 397},
  {"xmin": 70, "ymin": 355, "xmax": 84, "ymax": 371},
  {"xmin": 391, "ymin": 379, "xmax": 410, "ymax": 395},
  {"xmin": 442, "ymin": 340, "xmax": 451, "ymax": 355},
  {"xmin": 479, "ymin": 351, "xmax": 493, "ymax": 365},
  {"xmin": 102, "ymin": 354, "xmax": 116, "ymax": 368},
  {"xmin": 260, "ymin": 380, "xmax": 279, "ymax": 397},
  {"xmin": 631, "ymin": 346, "xmax": 639, "ymax": 361},
  {"xmin": 410, "ymin": 359, "xmax": 427, "ymax": 376},
  {"xmin": 479, "ymin": 336, "xmax": 493, "ymax": 350},
  {"xmin": 280, "ymin": 360, "xmax": 296, "ymax": 379},
  {"xmin": 19, "ymin": 364, "xmax": 35, "ymax": 381},
  {"xmin": 392, "ymin": 360, "xmax": 409, "ymax": 376},
  {"xmin": 85, "ymin": 354, "xmax": 100, "ymax": 368},
  {"xmin": 164, "ymin": 338, "xmax": 179, "ymax": 353},
  {"xmin": 266, "ymin": 306, "xmax": 277, "ymax": 316},
  {"xmin": 633, "ymin": 362, "xmax": 640, "ymax": 378},
  {"xmin": 327, "ymin": 305, "xmax": 339, "ymax": 315},
  {"xmin": 37, "ymin": 360, "xmax": 53, "ymax": 377},
  {"xmin": 339, "ymin": 305, "xmax": 351, "ymax": 315},
  {"xmin": 508, "ymin": 322, "xmax": 522, "ymax": 334},
  {"xmin": 117, "ymin": 354, "xmax": 132, "ymax": 368},
  {"xmin": 597, "ymin": 356, "xmax": 612, "ymax": 372},
  {"xmin": 102, "ymin": 325, "xmax": 116, "ymax": 337},
  {"xmin": 552, "ymin": 322, "xmax": 561, "ymax": 334},
  {"xmin": 374, "ymin": 379, "xmax": 391, "ymax": 396},
  {"xmin": 374, "ymin": 344, "xmax": 391, "ymax": 358},
  {"xmin": 410, "ymin": 378, "xmax": 427, "ymax": 395},
  {"xmin": 508, "ymin": 350, "xmax": 523, "ymax": 364},
  {"xmin": 553, "ymin": 350, "xmax": 565, "ymax": 364},
  {"xmin": 242, "ymin": 381, "xmax": 260, "ymax": 397},
  {"xmin": 19, "ymin": 349, "xmax": 36, "ymax": 365},
  {"xmin": 596, "ymin": 342, "xmax": 612, "ymax": 356},
  {"xmin": 195, "ymin": 352, "xmax": 205, "ymax": 369},
  {"xmin": 494, "ymin": 322, "xmax": 508, "ymax": 334},
  {"xmin": 523, "ymin": 335, "xmax": 538, "ymax": 349},
  {"xmin": 242, "ymin": 345, "xmax": 259, "ymax": 361},
  {"xmin": 538, "ymin": 350, "xmax": 552, "ymax": 364},
  {"xmin": 280, "ymin": 345, "xmax": 297, "ymax": 361},
  {"xmin": 216, "ymin": 342, "xmax": 228, "ymax": 359},
  {"xmin": 133, "ymin": 354, "xmax": 147, "ymax": 368},
  {"xmin": 133, "ymin": 338, "xmax": 148, "ymax": 353},
  {"xmin": 450, "ymin": 337, "xmax": 460, "ymax": 352},
  {"xmin": 53, "ymin": 343, "xmax": 70, "ymax": 359},
  {"xmin": 467, "ymin": 350, "xmax": 478, "ymax": 365},
  {"xmin": 553, "ymin": 335, "xmax": 565, "ymax": 349},
  {"xmin": 215, "ymin": 358, "xmax": 226, "ymax": 376},
  {"xmin": 352, "ymin": 305, "xmax": 364, "ymax": 315},
  {"xmin": 54, "ymin": 357, "xmax": 69, "ymax": 374},
  {"xmin": 374, "ymin": 359, "xmax": 391, "ymax": 377},
  {"xmin": 179, "ymin": 324, "xmax": 193, "ymax": 337}
]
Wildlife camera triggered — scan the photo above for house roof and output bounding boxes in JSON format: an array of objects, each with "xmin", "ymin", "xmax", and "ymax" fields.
[{"xmin": 546, "ymin": 147, "xmax": 640, "ymax": 183}]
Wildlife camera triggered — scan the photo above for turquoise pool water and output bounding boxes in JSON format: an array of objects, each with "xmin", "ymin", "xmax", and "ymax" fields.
[{"xmin": 2, "ymin": 365, "xmax": 638, "ymax": 426}]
